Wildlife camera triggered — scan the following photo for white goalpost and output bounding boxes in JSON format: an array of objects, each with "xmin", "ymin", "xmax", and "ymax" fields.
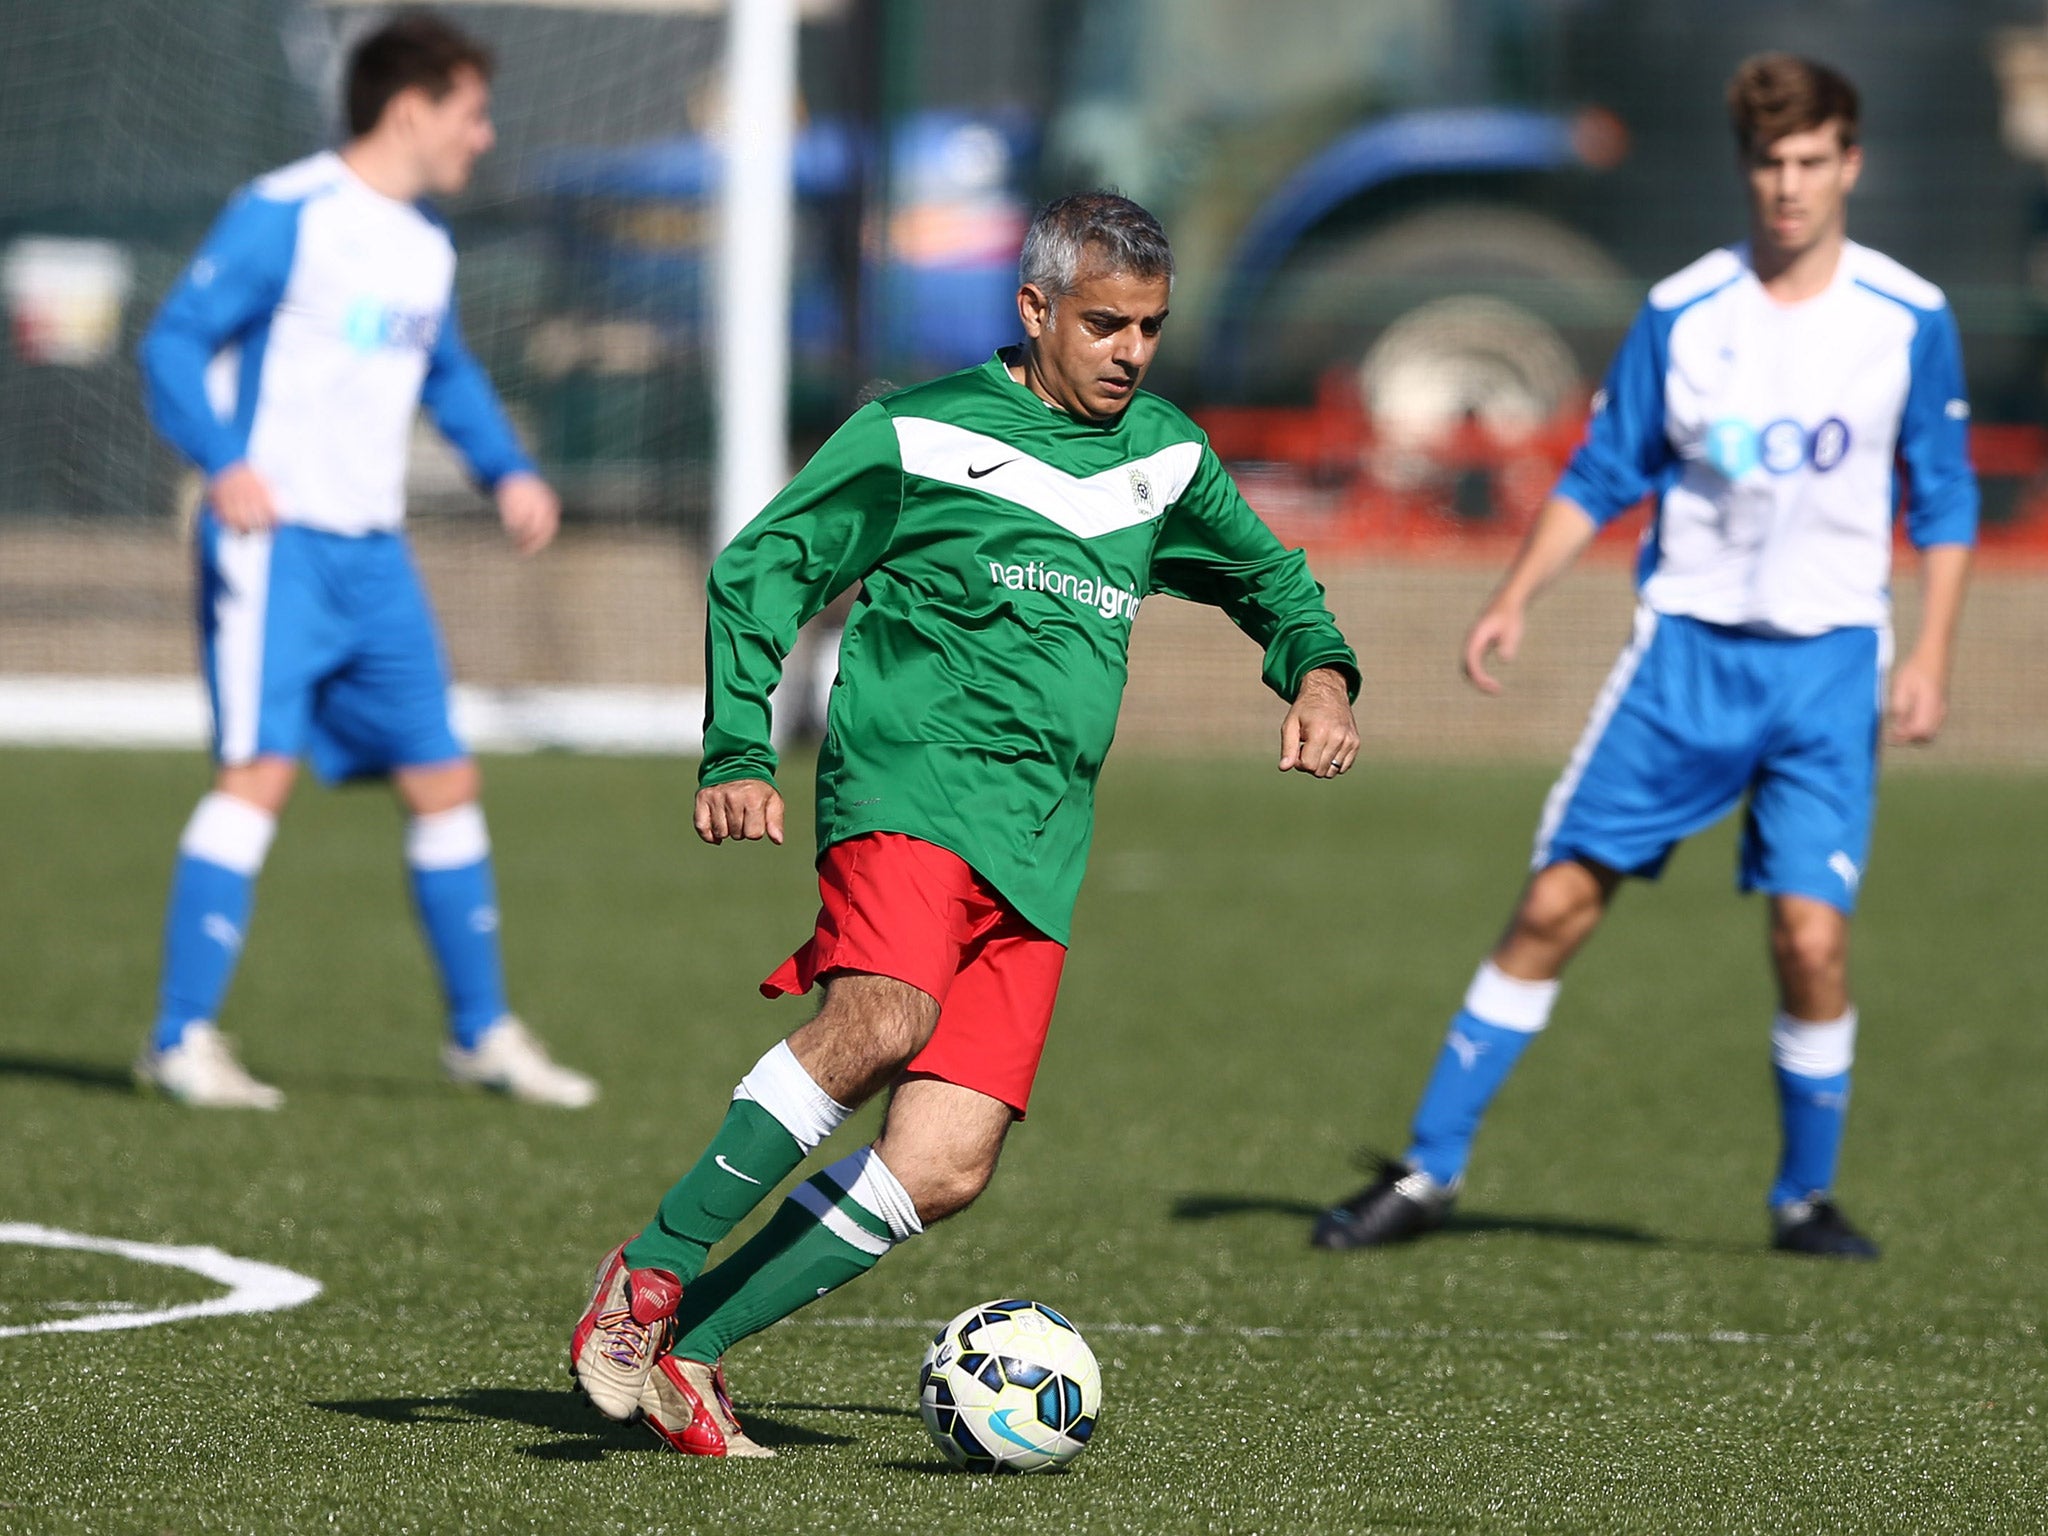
[
  {"xmin": 322, "ymin": 0, "xmax": 805, "ymax": 551},
  {"xmin": 713, "ymin": 0, "xmax": 799, "ymax": 549},
  {"xmin": 0, "ymin": 0, "xmax": 808, "ymax": 755}
]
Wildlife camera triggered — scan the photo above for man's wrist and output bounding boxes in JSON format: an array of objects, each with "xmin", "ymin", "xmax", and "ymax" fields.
[
  {"xmin": 1295, "ymin": 663, "xmax": 1357, "ymax": 701},
  {"xmin": 1904, "ymin": 643, "xmax": 1951, "ymax": 679},
  {"xmin": 1487, "ymin": 589, "xmax": 1532, "ymax": 622},
  {"xmin": 698, "ymin": 763, "xmax": 778, "ymax": 792}
]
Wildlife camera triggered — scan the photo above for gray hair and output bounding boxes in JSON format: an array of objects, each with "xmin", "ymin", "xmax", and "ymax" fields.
[{"xmin": 1019, "ymin": 192, "xmax": 1175, "ymax": 305}]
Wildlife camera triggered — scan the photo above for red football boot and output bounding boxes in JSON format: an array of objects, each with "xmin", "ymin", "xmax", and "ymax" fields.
[
  {"xmin": 569, "ymin": 1241, "xmax": 681, "ymax": 1421},
  {"xmin": 640, "ymin": 1356, "xmax": 775, "ymax": 1458}
]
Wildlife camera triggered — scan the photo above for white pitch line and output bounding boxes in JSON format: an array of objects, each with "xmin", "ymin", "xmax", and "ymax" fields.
[
  {"xmin": 0, "ymin": 1223, "xmax": 322, "ymax": 1339},
  {"xmin": 794, "ymin": 1314, "xmax": 2029, "ymax": 1353},
  {"xmin": 797, "ymin": 1314, "xmax": 1782, "ymax": 1348}
]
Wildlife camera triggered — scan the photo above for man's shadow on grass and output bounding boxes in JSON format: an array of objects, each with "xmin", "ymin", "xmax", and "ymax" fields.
[
  {"xmin": 0, "ymin": 1053, "xmax": 137, "ymax": 1095},
  {"xmin": 313, "ymin": 1389, "xmax": 868, "ymax": 1461},
  {"xmin": 0, "ymin": 1052, "xmax": 451, "ymax": 1103},
  {"xmin": 1171, "ymin": 1193, "xmax": 1663, "ymax": 1247}
]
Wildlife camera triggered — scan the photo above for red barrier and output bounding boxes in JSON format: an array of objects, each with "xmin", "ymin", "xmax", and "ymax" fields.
[{"xmin": 1198, "ymin": 377, "xmax": 2048, "ymax": 566}]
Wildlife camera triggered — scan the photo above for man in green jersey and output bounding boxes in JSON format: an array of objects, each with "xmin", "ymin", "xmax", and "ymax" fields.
[{"xmin": 572, "ymin": 193, "xmax": 1360, "ymax": 1458}]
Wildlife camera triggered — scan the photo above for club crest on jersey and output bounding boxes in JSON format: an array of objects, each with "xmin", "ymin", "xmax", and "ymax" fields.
[{"xmin": 1127, "ymin": 468, "xmax": 1154, "ymax": 514}]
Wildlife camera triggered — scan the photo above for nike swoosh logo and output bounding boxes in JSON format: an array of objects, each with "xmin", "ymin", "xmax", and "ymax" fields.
[
  {"xmin": 966, "ymin": 459, "xmax": 1014, "ymax": 479},
  {"xmin": 714, "ymin": 1155, "xmax": 762, "ymax": 1185},
  {"xmin": 985, "ymin": 1408, "xmax": 1039, "ymax": 1451}
]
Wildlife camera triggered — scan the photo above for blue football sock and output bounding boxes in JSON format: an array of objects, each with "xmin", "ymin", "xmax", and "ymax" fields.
[
  {"xmin": 407, "ymin": 804, "xmax": 508, "ymax": 1050},
  {"xmin": 1403, "ymin": 963, "xmax": 1559, "ymax": 1188},
  {"xmin": 1770, "ymin": 1066, "xmax": 1851, "ymax": 1207},
  {"xmin": 153, "ymin": 793, "xmax": 276, "ymax": 1051},
  {"xmin": 155, "ymin": 858, "xmax": 256, "ymax": 1050},
  {"xmin": 1405, "ymin": 1011, "xmax": 1541, "ymax": 1187},
  {"xmin": 1768, "ymin": 1009, "xmax": 1857, "ymax": 1208}
]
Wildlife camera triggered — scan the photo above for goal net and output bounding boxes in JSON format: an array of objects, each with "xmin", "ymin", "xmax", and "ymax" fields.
[{"xmin": 2, "ymin": 0, "xmax": 2043, "ymax": 768}]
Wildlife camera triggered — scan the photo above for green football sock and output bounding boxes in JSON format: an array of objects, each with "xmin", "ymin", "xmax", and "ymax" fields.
[
  {"xmin": 671, "ymin": 1160, "xmax": 907, "ymax": 1362},
  {"xmin": 623, "ymin": 1098, "xmax": 804, "ymax": 1280}
]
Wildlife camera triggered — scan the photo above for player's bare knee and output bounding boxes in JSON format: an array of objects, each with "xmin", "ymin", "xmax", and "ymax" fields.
[
  {"xmin": 214, "ymin": 757, "xmax": 297, "ymax": 815},
  {"xmin": 904, "ymin": 1159, "xmax": 997, "ymax": 1225},
  {"xmin": 1770, "ymin": 905, "xmax": 1848, "ymax": 987},
  {"xmin": 396, "ymin": 757, "xmax": 480, "ymax": 816},
  {"xmin": 1505, "ymin": 864, "xmax": 1610, "ymax": 963}
]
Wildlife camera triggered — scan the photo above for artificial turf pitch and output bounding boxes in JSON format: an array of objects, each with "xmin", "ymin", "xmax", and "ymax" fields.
[{"xmin": 0, "ymin": 748, "xmax": 2041, "ymax": 1534}]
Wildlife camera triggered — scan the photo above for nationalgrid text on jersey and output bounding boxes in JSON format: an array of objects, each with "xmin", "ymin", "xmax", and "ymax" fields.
[{"xmin": 988, "ymin": 560, "xmax": 1141, "ymax": 622}]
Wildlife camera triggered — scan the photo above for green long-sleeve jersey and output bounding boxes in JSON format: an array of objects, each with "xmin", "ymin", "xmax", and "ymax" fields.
[{"xmin": 701, "ymin": 352, "xmax": 1359, "ymax": 944}]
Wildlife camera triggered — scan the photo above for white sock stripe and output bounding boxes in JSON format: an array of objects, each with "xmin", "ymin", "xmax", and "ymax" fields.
[
  {"xmin": 405, "ymin": 804, "xmax": 490, "ymax": 870},
  {"xmin": 789, "ymin": 1181, "xmax": 892, "ymax": 1257},
  {"xmin": 1463, "ymin": 961, "xmax": 1559, "ymax": 1034},
  {"xmin": 1772, "ymin": 1008, "xmax": 1857, "ymax": 1078},
  {"xmin": 179, "ymin": 793, "xmax": 277, "ymax": 875},
  {"xmin": 733, "ymin": 1041, "xmax": 851, "ymax": 1154},
  {"xmin": 825, "ymin": 1147, "xmax": 923, "ymax": 1241},
  {"xmin": 1532, "ymin": 605, "xmax": 1658, "ymax": 869}
]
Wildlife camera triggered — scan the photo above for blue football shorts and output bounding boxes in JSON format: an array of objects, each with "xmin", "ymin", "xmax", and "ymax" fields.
[
  {"xmin": 196, "ymin": 514, "xmax": 465, "ymax": 782},
  {"xmin": 1532, "ymin": 606, "xmax": 1885, "ymax": 914}
]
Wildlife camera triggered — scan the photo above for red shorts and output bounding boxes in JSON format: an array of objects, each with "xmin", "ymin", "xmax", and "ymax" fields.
[{"xmin": 761, "ymin": 832, "xmax": 1066, "ymax": 1116}]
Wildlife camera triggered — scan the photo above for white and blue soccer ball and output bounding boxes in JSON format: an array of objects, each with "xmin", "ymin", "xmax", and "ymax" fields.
[{"xmin": 917, "ymin": 1298, "xmax": 1101, "ymax": 1472}]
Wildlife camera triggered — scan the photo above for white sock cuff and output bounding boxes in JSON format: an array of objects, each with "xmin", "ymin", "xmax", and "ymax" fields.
[
  {"xmin": 1463, "ymin": 961, "xmax": 1560, "ymax": 1033},
  {"xmin": 180, "ymin": 793, "xmax": 277, "ymax": 875},
  {"xmin": 734, "ymin": 1040, "xmax": 851, "ymax": 1154},
  {"xmin": 406, "ymin": 804, "xmax": 490, "ymax": 870},
  {"xmin": 1772, "ymin": 1008, "xmax": 1857, "ymax": 1078},
  {"xmin": 826, "ymin": 1146, "xmax": 923, "ymax": 1242}
]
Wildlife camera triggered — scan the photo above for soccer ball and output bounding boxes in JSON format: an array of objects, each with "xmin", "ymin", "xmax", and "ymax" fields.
[{"xmin": 917, "ymin": 1298, "xmax": 1101, "ymax": 1473}]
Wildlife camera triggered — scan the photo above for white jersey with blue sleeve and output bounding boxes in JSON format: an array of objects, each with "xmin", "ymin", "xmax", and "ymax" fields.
[
  {"xmin": 140, "ymin": 151, "xmax": 533, "ymax": 535},
  {"xmin": 1553, "ymin": 241, "xmax": 1978, "ymax": 635}
]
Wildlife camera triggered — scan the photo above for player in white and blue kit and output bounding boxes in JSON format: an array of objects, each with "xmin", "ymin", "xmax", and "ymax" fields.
[
  {"xmin": 1315, "ymin": 55, "xmax": 1974, "ymax": 1256},
  {"xmin": 133, "ymin": 13, "xmax": 595, "ymax": 1109}
]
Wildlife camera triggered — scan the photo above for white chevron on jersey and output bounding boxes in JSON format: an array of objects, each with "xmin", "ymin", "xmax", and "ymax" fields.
[{"xmin": 892, "ymin": 416, "xmax": 1203, "ymax": 541}]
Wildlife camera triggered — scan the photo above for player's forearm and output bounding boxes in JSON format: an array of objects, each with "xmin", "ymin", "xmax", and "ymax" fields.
[
  {"xmin": 1252, "ymin": 553, "xmax": 1360, "ymax": 703},
  {"xmin": 423, "ymin": 353, "xmax": 535, "ymax": 488},
  {"xmin": 699, "ymin": 693, "xmax": 779, "ymax": 788},
  {"xmin": 1150, "ymin": 498, "xmax": 1359, "ymax": 701},
  {"xmin": 698, "ymin": 551, "xmax": 810, "ymax": 786},
  {"xmin": 1907, "ymin": 542, "xmax": 1972, "ymax": 675},
  {"xmin": 1488, "ymin": 496, "xmax": 1600, "ymax": 613},
  {"xmin": 700, "ymin": 634, "xmax": 785, "ymax": 787},
  {"xmin": 139, "ymin": 323, "xmax": 242, "ymax": 475}
]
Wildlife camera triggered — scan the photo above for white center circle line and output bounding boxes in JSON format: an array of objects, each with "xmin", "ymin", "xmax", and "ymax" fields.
[{"xmin": 0, "ymin": 1223, "xmax": 322, "ymax": 1339}]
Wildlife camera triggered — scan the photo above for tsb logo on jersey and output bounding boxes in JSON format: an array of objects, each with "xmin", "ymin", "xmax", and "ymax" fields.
[
  {"xmin": 342, "ymin": 297, "xmax": 443, "ymax": 356},
  {"xmin": 1705, "ymin": 417, "xmax": 1852, "ymax": 478}
]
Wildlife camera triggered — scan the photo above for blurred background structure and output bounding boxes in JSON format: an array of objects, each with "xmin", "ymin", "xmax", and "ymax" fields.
[{"xmin": 3, "ymin": 0, "xmax": 2047, "ymax": 762}]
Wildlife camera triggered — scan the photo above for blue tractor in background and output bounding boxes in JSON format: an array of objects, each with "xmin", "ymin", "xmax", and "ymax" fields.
[
  {"xmin": 515, "ymin": 0, "xmax": 2046, "ymax": 523},
  {"xmin": 523, "ymin": 107, "xmax": 1036, "ymax": 490}
]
